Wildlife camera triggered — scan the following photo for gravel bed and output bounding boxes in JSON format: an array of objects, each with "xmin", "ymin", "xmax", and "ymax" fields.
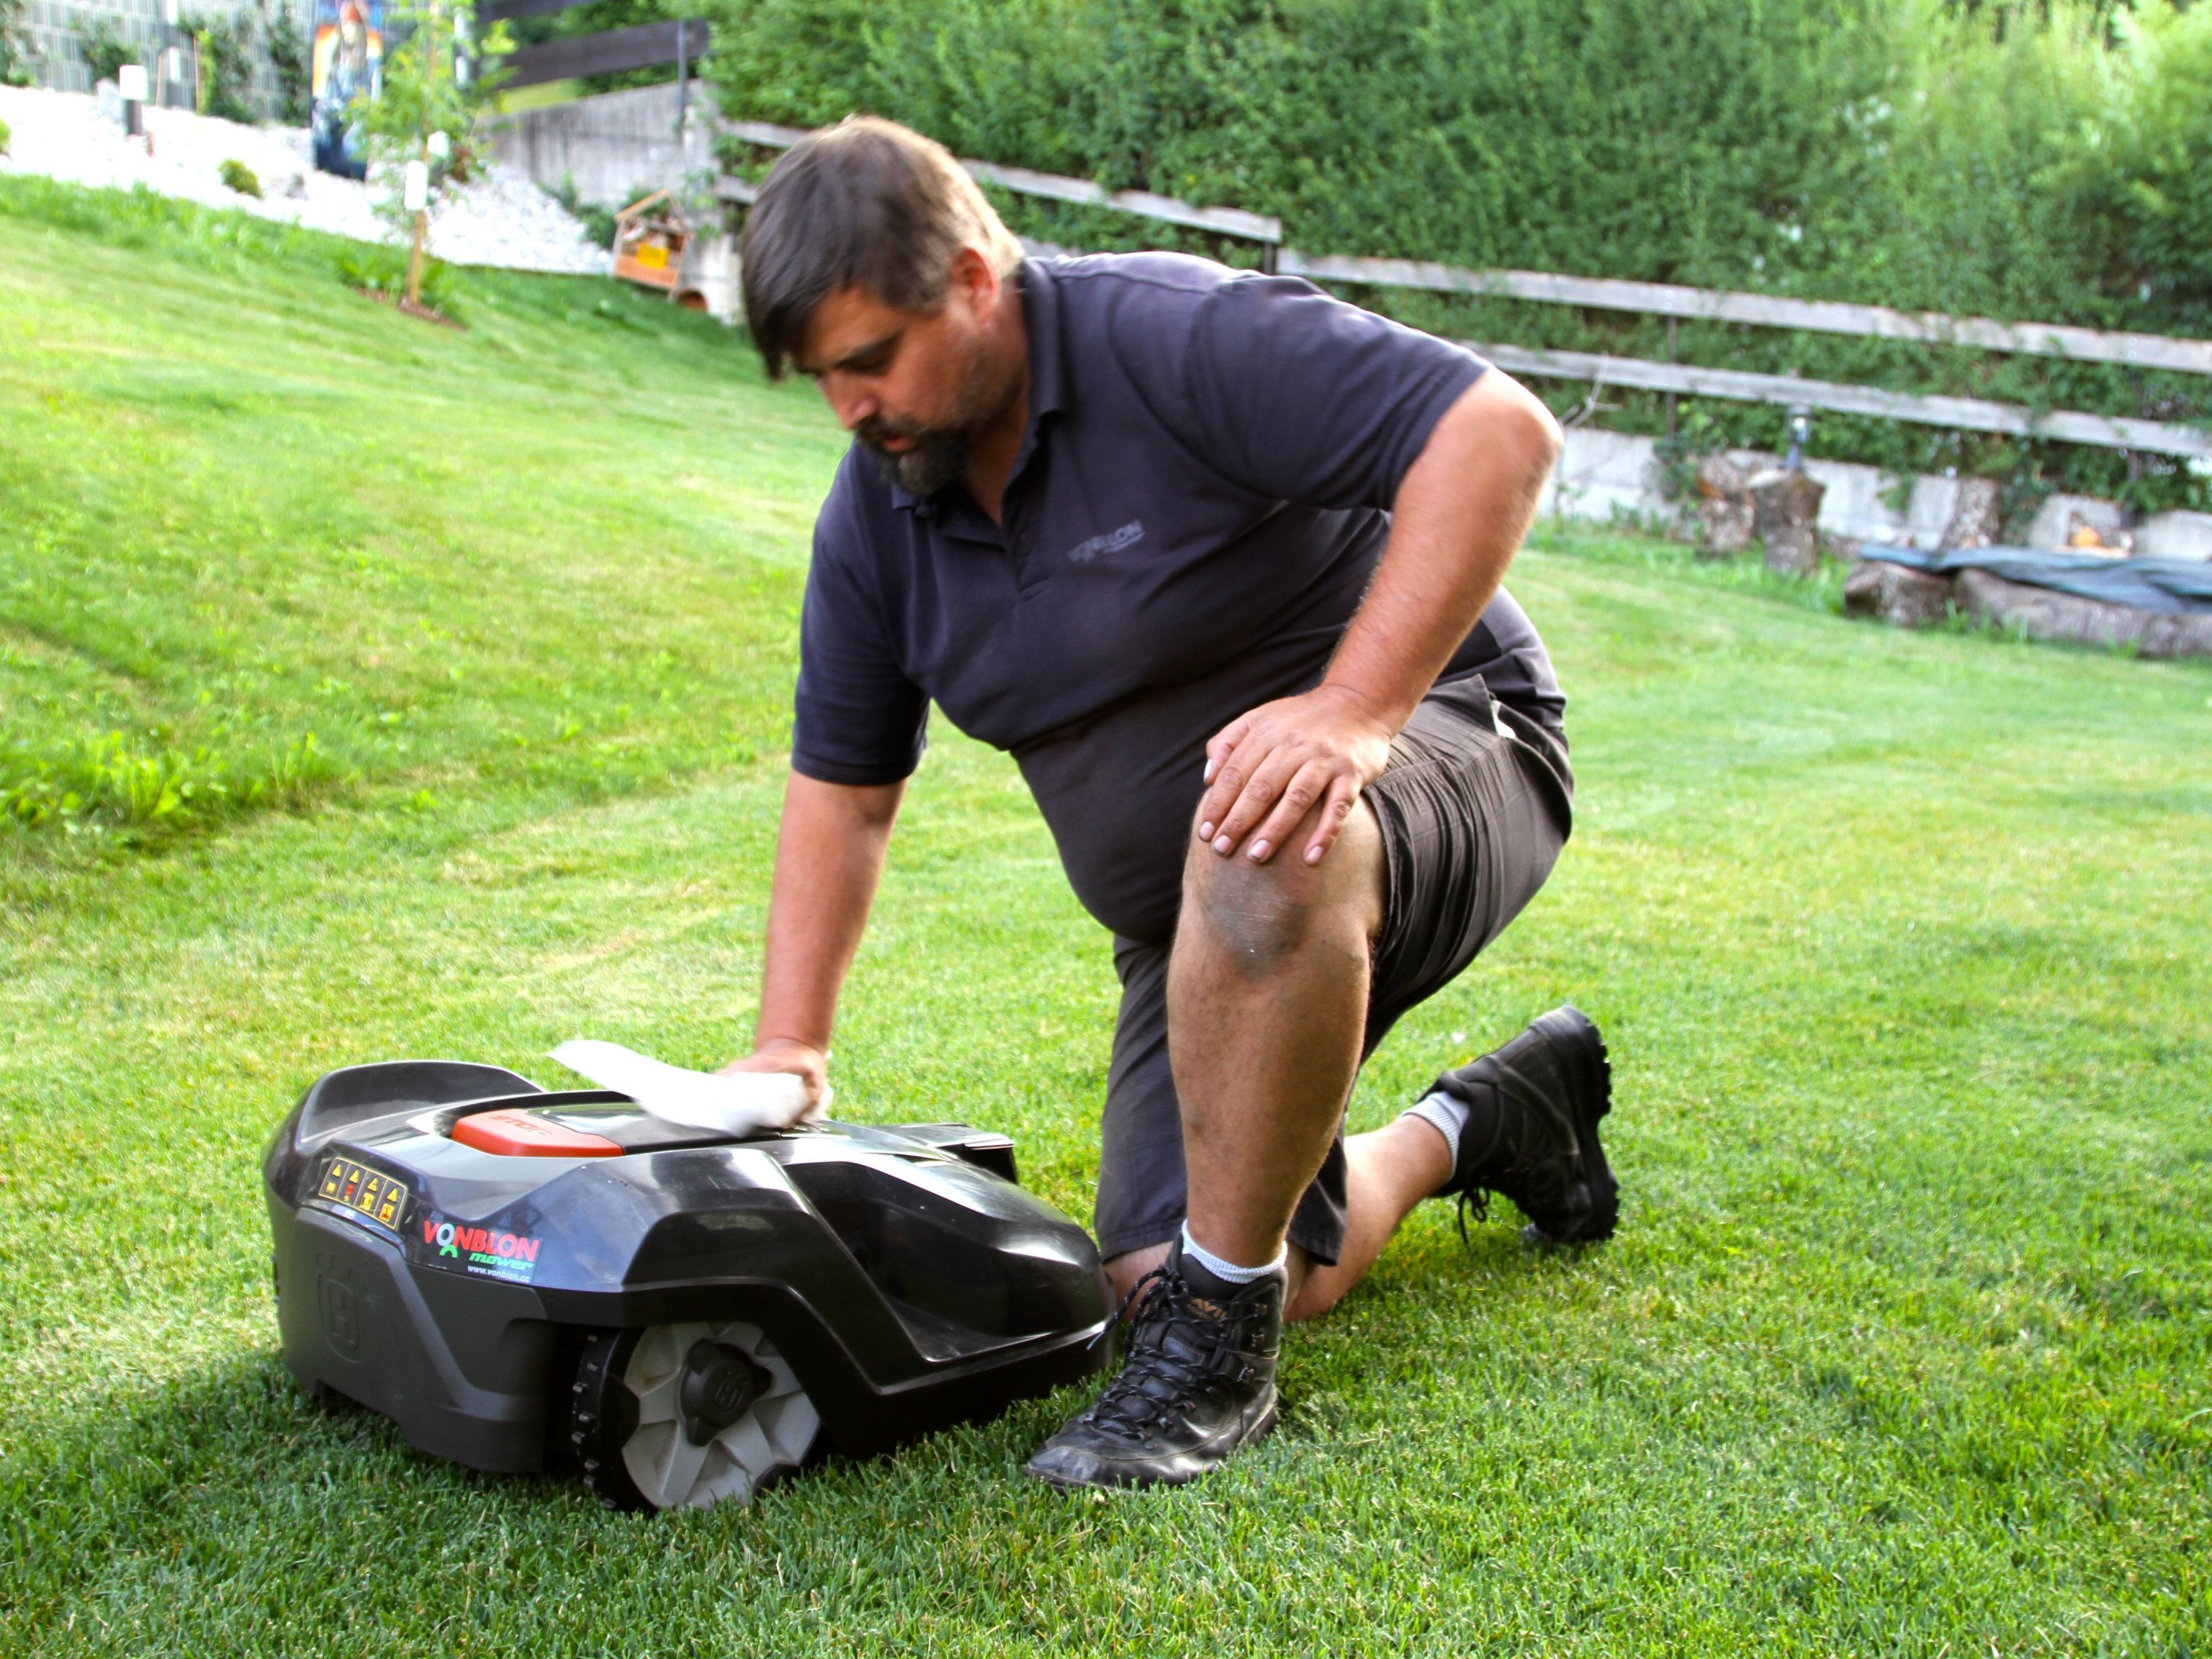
[{"xmin": 0, "ymin": 84, "xmax": 611, "ymax": 276}]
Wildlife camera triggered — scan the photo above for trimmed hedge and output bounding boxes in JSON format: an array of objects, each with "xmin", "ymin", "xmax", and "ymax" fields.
[{"xmin": 703, "ymin": 0, "xmax": 2212, "ymax": 511}]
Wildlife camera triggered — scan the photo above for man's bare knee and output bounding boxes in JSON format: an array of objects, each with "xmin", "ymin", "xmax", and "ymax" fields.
[{"xmin": 1177, "ymin": 807, "xmax": 1383, "ymax": 976}]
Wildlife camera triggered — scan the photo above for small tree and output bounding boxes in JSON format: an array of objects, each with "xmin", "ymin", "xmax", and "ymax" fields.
[{"xmin": 354, "ymin": 0, "xmax": 511, "ymax": 310}]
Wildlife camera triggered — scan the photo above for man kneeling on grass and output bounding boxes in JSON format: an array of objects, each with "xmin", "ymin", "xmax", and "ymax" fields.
[{"xmin": 720, "ymin": 117, "xmax": 1619, "ymax": 1491}]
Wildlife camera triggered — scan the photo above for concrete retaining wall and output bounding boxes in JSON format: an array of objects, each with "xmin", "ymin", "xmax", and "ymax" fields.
[
  {"xmin": 1539, "ymin": 426, "xmax": 2211, "ymax": 557},
  {"xmin": 1540, "ymin": 426, "xmax": 1959, "ymax": 547},
  {"xmin": 486, "ymin": 80, "xmax": 714, "ymax": 209}
]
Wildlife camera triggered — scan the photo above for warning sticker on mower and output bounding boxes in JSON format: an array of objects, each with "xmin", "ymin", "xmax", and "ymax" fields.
[
  {"xmin": 420, "ymin": 1215, "xmax": 542, "ymax": 1283},
  {"xmin": 316, "ymin": 1156, "xmax": 407, "ymax": 1232}
]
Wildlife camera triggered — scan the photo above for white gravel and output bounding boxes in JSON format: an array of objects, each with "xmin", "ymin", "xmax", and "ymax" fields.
[{"xmin": 0, "ymin": 84, "xmax": 610, "ymax": 276}]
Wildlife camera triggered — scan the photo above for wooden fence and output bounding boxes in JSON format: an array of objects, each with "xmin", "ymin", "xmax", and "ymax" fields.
[
  {"xmin": 483, "ymin": 0, "xmax": 709, "ymax": 93},
  {"xmin": 716, "ymin": 119, "xmax": 2211, "ymax": 462}
]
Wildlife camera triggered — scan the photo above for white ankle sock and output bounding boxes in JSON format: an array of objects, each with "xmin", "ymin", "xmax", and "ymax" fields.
[
  {"xmin": 1177, "ymin": 1221, "xmax": 1285, "ymax": 1284},
  {"xmin": 1404, "ymin": 1090, "xmax": 1471, "ymax": 1165}
]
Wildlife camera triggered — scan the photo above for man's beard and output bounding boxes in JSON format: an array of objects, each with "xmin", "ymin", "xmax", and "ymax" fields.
[
  {"xmin": 855, "ymin": 348, "xmax": 1009, "ymax": 498},
  {"xmin": 856, "ymin": 416, "xmax": 971, "ymax": 498}
]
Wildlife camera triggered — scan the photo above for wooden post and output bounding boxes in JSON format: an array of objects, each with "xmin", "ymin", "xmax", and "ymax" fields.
[
  {"xmin": 406, "ymin": 159, "xmax": 429, "ymax": 309},
  {"xmin": 675, "ymin": 18, "xmax": 688, "ymax": 135},
  {"xmin": 405, "ymin": 0, "xmax": 441, "ymax": 312}
]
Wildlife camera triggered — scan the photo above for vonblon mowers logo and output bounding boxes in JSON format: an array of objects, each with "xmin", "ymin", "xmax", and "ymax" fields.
[{"xmin": 421, "ymin": 1215, "xmax": 542, "ymax": 1282}]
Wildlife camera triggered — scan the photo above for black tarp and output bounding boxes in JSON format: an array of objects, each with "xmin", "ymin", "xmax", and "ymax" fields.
[{"xmin": 1873, "ymin": 547, "xmax": 2212, "ymax": 614}]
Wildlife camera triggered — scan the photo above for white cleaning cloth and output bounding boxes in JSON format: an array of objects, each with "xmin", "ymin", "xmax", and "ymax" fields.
[{"xmin": 549, "ymin": 1040, "xmax": 824, "ymax": 1137}]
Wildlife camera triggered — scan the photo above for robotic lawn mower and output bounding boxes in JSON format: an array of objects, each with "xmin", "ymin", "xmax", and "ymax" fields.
[{"xmin": 264, "ymin": 1061, "xmax": 1110, "ymax": 1510}]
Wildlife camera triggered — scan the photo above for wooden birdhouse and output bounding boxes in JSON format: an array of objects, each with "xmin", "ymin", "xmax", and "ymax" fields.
[{"xmin": 612, "ymin": 189, "xmax": 692, "ymax": 295}]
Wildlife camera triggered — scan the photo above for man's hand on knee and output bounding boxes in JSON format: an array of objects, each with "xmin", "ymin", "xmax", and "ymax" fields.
[{"xmin": 1195, "ymin": 683, "xmax": 1394, "ymax": 868}]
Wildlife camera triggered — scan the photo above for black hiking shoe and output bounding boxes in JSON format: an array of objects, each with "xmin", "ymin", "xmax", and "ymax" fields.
[
  {"xmin": 1023, "ymin": 1241, "xmax": 1282, "ymax": 1492},
  {"xmin": 1428, "ymin": 1004, "xmax": 1617, "ymax": 1246}
]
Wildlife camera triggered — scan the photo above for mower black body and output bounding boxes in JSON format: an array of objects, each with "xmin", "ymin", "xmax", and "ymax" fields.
[{"xmin": 263, "ymin": 1061, "xmax": 1111, "ymax": 1475}]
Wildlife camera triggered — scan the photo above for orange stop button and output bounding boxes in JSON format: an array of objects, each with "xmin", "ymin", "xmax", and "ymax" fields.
[{"xmin": 451, "ymin": 1108, "xmax": 623, "ymax": 1158}]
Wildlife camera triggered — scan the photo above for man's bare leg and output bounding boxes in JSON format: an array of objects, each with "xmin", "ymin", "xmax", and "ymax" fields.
[
  {"xmin": 1167, "ymin": 803, "xmax": 1385, "ymax": 1276},
  {"xmin": 1104, "ymin": 1112, "xmax": 1450, "ymax": 1321}
]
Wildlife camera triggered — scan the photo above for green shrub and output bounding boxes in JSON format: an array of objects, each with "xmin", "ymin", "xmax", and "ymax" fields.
[
  {"xmin": 550, "ymin": 173, "xmax": 623, "ymax": 249},
  {"xmin": 77, "ymin": 15, "xmax": 138, "ymax": 85},
  {"xmin": 181, "ymin": 9, "xmax": 256, "ymax": 122},
  {"xmin": 2100, "ymin": 2, "xmax": 2212, "ymax": 325},
  {"xmin": 219, "ymin": 158, "xmax": 262, "ymax": 197},
  {"xmin": 262, "ymin": 0, "xmax": 310, "ymax": 124},
  {"xmin": 701, "ymin": 0, "xmax": 2210, "ymax": 511},
  {"xmin": 0, "ymin": 117, "xmax": 11, "ymax": 158},
  {"xmin": 334, "ymin": 242, "xmax": 464, "ymax": 314},
  {"xmin": 1, "ymin": 0, "xmax": 36, "ymax": 85}
]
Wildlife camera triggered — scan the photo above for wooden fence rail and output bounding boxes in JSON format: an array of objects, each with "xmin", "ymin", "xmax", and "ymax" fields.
[
  {"xmin": 1280, "ymin": 254, "xmax": 2212, "ymax": 379},
  {"xmin": 1475, "ymin": 343, "xmax": 2212, "ymax": 460},
  {"xmin": 503, "ymin": 19, "xmax": 707, "ymax": 89}
]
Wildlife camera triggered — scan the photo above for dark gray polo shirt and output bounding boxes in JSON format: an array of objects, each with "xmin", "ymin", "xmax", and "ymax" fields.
[{"xmin": 791, "ymin": 252, "xmax": 1567, "ymax": 946}]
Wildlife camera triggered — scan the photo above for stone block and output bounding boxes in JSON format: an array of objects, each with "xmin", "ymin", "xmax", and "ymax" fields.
[
  {"xmin": 1843, "ymin": 560, "xmax": 1955, "ymax": 629},
  {"xmin": 2134, "ymin": 510, "xmax": 2212, "ymax": 562},
  {"xmin": 2024, "ymin": 493, "xmax": 2127, "ymax": 552}
]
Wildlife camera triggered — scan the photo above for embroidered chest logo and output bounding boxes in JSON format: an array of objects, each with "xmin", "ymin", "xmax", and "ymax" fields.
[{"xmin": 1065, "ymin": 520, "xmax": 1146, "ymax": 563}]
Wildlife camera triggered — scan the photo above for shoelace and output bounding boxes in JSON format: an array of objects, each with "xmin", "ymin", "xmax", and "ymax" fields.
[
  {"xmin": 1454, "ymin": 1186, "xmax": 1492, "ymax": 1248},
  {"xmin": 1081, "ymin": 1264, "xmax": 1234, "ymax": 1437}
]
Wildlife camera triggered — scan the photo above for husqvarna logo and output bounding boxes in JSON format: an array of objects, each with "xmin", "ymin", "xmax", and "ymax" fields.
[{"xmin": 315, "ymin": 1254, "xmax": 359, "ymax": 1358}]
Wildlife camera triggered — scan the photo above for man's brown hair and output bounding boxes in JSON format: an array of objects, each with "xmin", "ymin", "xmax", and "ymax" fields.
[{"xmin": 739, "ymin": 116, "xmax": 1023, "ymax": 379}]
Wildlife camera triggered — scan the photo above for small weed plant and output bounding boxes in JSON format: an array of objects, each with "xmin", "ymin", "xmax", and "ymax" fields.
[
  {"xmin": 219, "ymin": 158, "xmax": 261, "ymax": 198},
  {"xmin": 1, "ymin": 730, "xmax": 333, "ymax": 843}
]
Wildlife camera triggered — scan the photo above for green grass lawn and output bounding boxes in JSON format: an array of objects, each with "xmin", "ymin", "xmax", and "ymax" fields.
[{"xmin": 3, "ymin": 179, "xmax": 2209, "ymax": 1657}]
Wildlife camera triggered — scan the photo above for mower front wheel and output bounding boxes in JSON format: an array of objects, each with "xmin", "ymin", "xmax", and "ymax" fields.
[{"xmin": 567, "ymin": 1321, "xmax": 823, "ymax": 1511}]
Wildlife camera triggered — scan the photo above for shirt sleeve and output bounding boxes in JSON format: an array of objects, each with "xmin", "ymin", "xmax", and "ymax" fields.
[
  {"xmin": 1162, "ymin": 272, "xmax": 1487, "ymax": 511},
  {"xmin": 788, "ymin": 478, "xmax": 931, "ymax": 787}
]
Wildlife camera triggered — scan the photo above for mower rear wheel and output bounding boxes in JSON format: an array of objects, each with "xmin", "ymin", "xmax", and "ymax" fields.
[{"xmin": 568, "ymin": 1321, "xmax": 822, "ymax": 1511}]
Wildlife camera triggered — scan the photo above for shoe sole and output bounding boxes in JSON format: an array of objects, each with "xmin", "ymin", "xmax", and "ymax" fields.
[{"xmin": 1521, "ymin": 1004, "xmax": 1618, "ymax": 1246}]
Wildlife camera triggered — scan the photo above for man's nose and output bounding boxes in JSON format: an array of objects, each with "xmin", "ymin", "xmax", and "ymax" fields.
[{"xmin": 824, "ymin": 377, "xmax": 878, "ymax": 432}]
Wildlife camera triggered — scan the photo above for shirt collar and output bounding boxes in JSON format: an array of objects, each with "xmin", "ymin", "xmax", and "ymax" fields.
[{"xmin": 890, "ymin": 258, "xmax": 1066, "ymax": 519}]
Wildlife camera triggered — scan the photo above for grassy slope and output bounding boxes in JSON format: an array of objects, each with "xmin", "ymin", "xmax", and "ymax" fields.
[{"xmin": 2, "ymin": 182, "xmax": 2209, "ymax": 1656}]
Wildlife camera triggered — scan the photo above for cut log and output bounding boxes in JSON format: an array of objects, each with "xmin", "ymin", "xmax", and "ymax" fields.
[
  {"xmin": 1942, "ymin": 477, "xmax": 2002, "ymax": 549},
  {"xmin": 1750, "ymin": 468, "xmax": 1825, "ymax": 576},
  {"xmin": 1843, "ymin": 560, "xmax": 1955, "ymax": 628},
  {"xmin": 1954, "ymin": 568, "xmax": 2212, "ymax": 659},
  {"xmin": 1695, "ymin": 453, "xmax": 1755, "ymax": 559}
]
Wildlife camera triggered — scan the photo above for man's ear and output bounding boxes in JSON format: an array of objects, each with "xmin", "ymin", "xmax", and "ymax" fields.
[{"xmin": 948, "ymin": 245, "xmax": 1003, "ymax": 318}]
